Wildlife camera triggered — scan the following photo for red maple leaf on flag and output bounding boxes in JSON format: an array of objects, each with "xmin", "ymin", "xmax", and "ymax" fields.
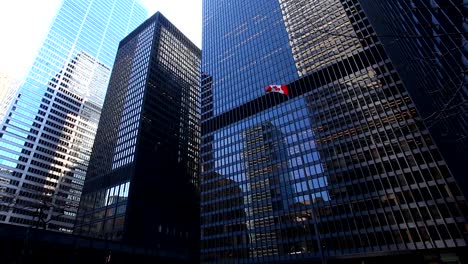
[{"xmin": 265, "ymin": 85, "xmax": 288, "ymax": 96}]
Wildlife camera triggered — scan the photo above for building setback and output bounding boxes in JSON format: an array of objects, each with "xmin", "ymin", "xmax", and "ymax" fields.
[
  {"xmin": 0, "ymin": 0, "xmax": 146, "ymax": 232},
  {"xmin": 200, "ymin": 0, "xmax": 468, "ymax": 263},
  {"xmin": 74, "ymin": 12, "xmax": 201, "ymax": 261}
]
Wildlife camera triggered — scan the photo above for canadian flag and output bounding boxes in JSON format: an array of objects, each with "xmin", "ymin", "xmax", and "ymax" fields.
[{"xmin": 265, "ymin": 85, "xmax": 288, "ymax": 96}]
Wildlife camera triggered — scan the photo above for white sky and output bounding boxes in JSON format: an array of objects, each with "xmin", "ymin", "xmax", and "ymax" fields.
[{"xmin": 0, "ymin": 0, "xmax": 202, "ymax": 80}]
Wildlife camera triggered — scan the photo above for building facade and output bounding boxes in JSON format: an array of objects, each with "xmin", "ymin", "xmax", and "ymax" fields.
[
  {"xmin": 74, "ymin": 13, "xmax": 201, "ymax": 261},
  {"xmin": 0, "ymin": 0, "xmax": 146, "ymax": 232},
  {"xmin": 356, "ymin": 0, "xmax": 468, "ymax": 198},
  {"xmin": 200, "ymin": 0, "xmax": 468, "ymax": 263},
  {"xmin": 0, "ymin": 72, "xmax": 20, "ymax": 122}
]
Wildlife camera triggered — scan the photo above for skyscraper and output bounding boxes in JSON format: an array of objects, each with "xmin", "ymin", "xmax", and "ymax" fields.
[
  {"xmin": 200, "ymin": 0, "xmax": 468, "ymax": 263},
  {"xmin": 74, "ymin": 12, "xmax": 201, "ymax": 261},
  {"xmin": 0, "ymin": 0, "xmax": 146, "ymax": 232}
]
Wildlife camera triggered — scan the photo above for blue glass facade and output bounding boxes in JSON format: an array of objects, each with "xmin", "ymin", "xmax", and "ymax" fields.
[
  {"xmin": 0, "ymin": 0, "xmax": 146, "ymax": 232},
  {"xmin": 201, "ymin": 0, "xmax": 468, "ymax": 263},
  {"xmin": 202, "ymin": 0, "xmax": 297, "ymax": 116}
]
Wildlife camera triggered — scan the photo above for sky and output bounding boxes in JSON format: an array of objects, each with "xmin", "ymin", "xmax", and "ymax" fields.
[{"xmin": 0, "ymin": 0, "xmax": 202, "ymax": 80}]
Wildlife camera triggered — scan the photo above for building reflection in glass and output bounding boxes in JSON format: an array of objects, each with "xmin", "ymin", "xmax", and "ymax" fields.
[
  {"xmin": 242, "ymin": 122, "xmax": 291, "ymax": 257},
  {"xmin": 201, "ymin": 0, "xmax": 468, "ymax": 263},
  {"xmin": 201, "ymin": 173, "xmax": 249, "ymax": 260},
  {"xmin": 201, "ymin": 99, "xmax": 333, "ymax": 261}
]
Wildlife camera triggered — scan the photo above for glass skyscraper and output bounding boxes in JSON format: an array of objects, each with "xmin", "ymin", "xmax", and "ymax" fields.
[
  {"xmin": 0, "ymin": 0, "xmax": 146, "ymax": 232},
  {"xmin": 200, "ymin": 0, "xmax": 468, "ymax": 263},
  {"xmin": 74, "ymin": 12, "xmax": 201, "ymax": 262}
]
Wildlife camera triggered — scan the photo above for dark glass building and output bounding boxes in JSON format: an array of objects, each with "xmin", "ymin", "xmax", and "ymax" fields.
[
  {"xmin": 200, "ymin": 0, "xmax": 468, "ymax": 263},
  {"xmin": 74, "ymin": 12, "xmax": 201, "ymax": 261},
  {"xmin": 355, "ymin": 0, "xmax": 467, "ymax": 197}
]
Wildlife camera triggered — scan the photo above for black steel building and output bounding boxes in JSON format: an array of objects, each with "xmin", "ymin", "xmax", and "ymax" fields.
[
  {"xmin": 200, "ymin": 0, "xmax": 468, "ymax": 263},
  {"xmin": 74, "ymin": 12, "xmax": 201, "ymax": 261},
  {"xmin": 356, "ymin": 0, "xmax": 467, "ymax": 197}
]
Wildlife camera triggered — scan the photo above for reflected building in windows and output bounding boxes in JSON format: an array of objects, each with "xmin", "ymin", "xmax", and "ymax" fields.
[
  {"xmin": 74, "ymin": 13, "xmax": 201, "ymax": 261},
  {"xmin": 201, "ymin": 173, "xmax": 250, "ymax": 260},
  {"xmin": 0, "ymin": 0, "xmax": 146, "ymax": 232},
  {"xmin": 200, "ymin": 0, "xmax": 468, "ymax": 263},
  {"xmin": 242, "ymin": 122, "xmax": 293, "ymax": 257}
]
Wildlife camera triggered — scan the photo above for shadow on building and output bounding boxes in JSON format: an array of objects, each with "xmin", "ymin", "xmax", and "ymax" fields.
[{"xmin": 0, "ymin": 223, "xmax": 191, "ymax": 264}]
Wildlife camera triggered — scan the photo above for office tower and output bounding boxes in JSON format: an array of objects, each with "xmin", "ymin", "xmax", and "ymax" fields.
[
  {"xmin": 200, "ymin": 0, "xmax": 468, "ymax": 263},
  {"xmin": 74, "ymin": 12, "xmax": 201, "ymax": 261},
  {"xmin": 0, "ymin": 0, "xmax": 147, "ymax": 232}
]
